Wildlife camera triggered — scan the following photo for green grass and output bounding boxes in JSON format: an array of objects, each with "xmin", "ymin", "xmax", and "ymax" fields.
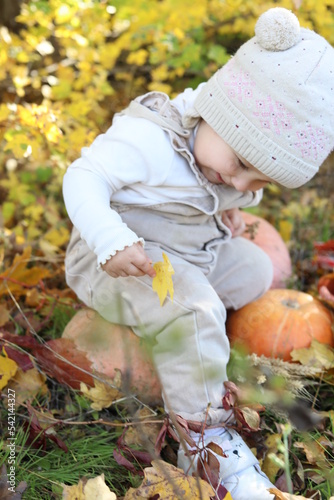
[{"xmin": 1, "ymin": 418, "xmax": 142, "ymax": 499}]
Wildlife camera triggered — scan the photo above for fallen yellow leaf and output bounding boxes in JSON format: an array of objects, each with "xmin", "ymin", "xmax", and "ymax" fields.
[
  {"xmin": 62, "ymin": 480, "xmax": 84, "ymax": 500},
  {"xmin": 124, "ymin": 459, "xmax": 214, "ymax": 499},
  {"xmin": 0, "ymin": 246, "xmax": 50, "ymax": 298},
  {"xmin": 262, "ymin": 434, "xmax": 284, "ymax": 483},
  {"xmin": 0, "ymin": 348, "xmax": 18, "ymax": 390},
  {"xmin": 80, "ymin": 372, "xmax": 123, "ymax": 411},
  {"xmin": 62, "ymin": 474, "xmax": 116, "ymax": 500},
  {"xmin": 269, "ymin": 488, "xmax": 309, "ymax": 499},
  {"xmin": 290, "ymin": 339, "xmax": 334, "ymax": 370},
  {"xmin": 152, "ymin": 253, "xmax": 174, "ymax": 306}
]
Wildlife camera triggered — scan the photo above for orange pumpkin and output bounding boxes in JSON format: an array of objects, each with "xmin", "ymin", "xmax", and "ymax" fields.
[
  {"xmin": 226, "ymin": 289, "xmax": 334, "ymax": 361},
  {"xmin": 62, "ymin": 308, "xmax": 162, "ymax": 405},
  {"xmin": 241, "ymin": 212, "xmax": 292, "ymax": 289}
]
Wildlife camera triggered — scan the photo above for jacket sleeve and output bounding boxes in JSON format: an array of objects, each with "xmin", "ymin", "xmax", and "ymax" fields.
[{"xmin": 62, "ymin": 116, "xmax": 173, "ymax": 267}]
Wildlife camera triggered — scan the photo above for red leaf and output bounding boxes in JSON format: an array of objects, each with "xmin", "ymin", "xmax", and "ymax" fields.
[
  {"xmin": 47, "ymin": 433, "xmax": 69, "ymax": 453},
  {"xmin": 117, "ymin": 431, "xmax": 152, "ymax": 465},
  {"xmin": 34, "ymin": 338, "xmax": 94, "ymax": 389},
  {"xmin": 24, "ymin": 403, "xmax": 68, "ymax": 452},
  {"xmin": 235, "ymin": 406, "xmax": 261, "ymax": 432},
  {"xmin": 197, "ymin": 450, "xmax": 220, "ymax": 490},
  {"xmin": 124, "ymin": 447, "xmax": 152, "ymax": 465},
  {"xmin": 222, "ymin": 381, "xmax": 241, "ymax": 410},
  {"xmin": 313, "ymin": 255, "xmax": 334, "ymax": 268},
  {"xmin": 3, "ymin": 346, "xmax": 33, "ymax": 371},
  {"xmin": 314, "ymin": 240, "xmax": 334, "ymax": 252},
  {"xmin": 215, "ymin": 484, "xmax": 230, "ymax": 500},
  {"xmin": 155, "ymin": 421, "xmax": 168, "ymax": 455},
  {"xmin": 0, "ymin": 330, "xmax": 40, "ymax": 350},
  {"xmin": 113, "ymin": 449, "xmax": 144, "ymax": 476}
]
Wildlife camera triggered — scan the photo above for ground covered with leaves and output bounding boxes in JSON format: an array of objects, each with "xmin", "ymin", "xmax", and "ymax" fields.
[{"xmin": 1, "ymin": 1, "xmax": 334, "ymax": 499}]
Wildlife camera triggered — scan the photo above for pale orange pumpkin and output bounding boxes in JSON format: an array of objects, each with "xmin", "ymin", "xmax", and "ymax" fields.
[
  {"xmin": 241, "ymin": 212, "xmax": 292, "ymax": 289},
  {"xmin": 62, "ymin": 308, "xmax": 162, "ymax": 405},
  {"xmin": 226, "ymin": 289, "xmax": 334, "ymax": 361}
]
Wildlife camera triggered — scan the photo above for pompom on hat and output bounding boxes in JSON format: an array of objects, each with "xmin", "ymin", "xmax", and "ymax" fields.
[{"xmin": 183, "ymin": 7, "xmax": 334, "ymax": 188}]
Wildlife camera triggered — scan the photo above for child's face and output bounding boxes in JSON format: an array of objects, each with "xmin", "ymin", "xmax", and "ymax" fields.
[{"xmin": 193, "ymin": 120, "xmax": 272, "ymax": 192}]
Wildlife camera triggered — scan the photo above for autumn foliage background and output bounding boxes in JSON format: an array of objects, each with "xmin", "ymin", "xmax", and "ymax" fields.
[{"xmin": 0, "ymin": 0, "xmax": 334, "ymax": 499}]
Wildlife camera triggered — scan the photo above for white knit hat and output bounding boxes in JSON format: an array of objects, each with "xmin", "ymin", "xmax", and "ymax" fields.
[{"xmin": 183, "ymin": 8, "xmax": 334, "ymax": 188}]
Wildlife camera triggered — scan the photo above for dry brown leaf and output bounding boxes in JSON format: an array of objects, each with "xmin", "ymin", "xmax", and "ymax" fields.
[
  {"xmin": 123, "ymin": 407, "xmax": 162, "ymax": 448},
  {"xmin": 0, "ymin": 304, "xmax": 10, "ymax": 327},
  {"xmin": 8, "ymin": 366, "xmax": 48, "ymax": 405},
  {"xmin": 25, "ymin": 287, "xmax": 41, "ymax": 307},
  {"xmin": 124, "ymin": 459, "xmax": 214, "ymax": 499},
  {"xmin": 80, "ymin": 371, "xmax": 123, "ymax": 410},
  {"xmin": 293, "ymin": 440, "xmax": 326, "ymax": 466}
]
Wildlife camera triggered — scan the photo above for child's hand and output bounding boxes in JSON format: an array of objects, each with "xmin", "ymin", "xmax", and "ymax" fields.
[
  {"xmin": 221, "ymin": 208, "xmax": 246, "ymax": 237},
  {"xmin": 102, "ymin": 242, "xmax": 156, "ymax": 278}
]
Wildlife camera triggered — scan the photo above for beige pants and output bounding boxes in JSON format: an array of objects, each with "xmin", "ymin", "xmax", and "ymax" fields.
[{"xmin": 65, "ymin": 211, "xmax": 273, "ymax": 425}]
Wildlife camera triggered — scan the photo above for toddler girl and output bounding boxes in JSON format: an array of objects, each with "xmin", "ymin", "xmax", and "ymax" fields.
[{"xmin": 63, "ymin": 8, "xmax": 334, "ymax": 499}]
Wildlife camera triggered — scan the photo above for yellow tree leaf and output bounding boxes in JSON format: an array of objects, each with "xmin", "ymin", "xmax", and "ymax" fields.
[
  {"xmin": 44, "ymin": 123, "xmax": 62, "ymax": 143},
  {"xmin": 0, "ymin": 103, "xmax": 11, "ymax": 122},
  {"xmin": 124, "ymin": 459, "xmax": 214, "ymax": 499},
  {"xmin": 0, "ymin": 246, "xmax": 50, "ymax": 298},
  {"xmin": 42, "ymin": 226, "xmax": 70, "ymax": 247},
  {"xmin": 152, "ymin": 253, "xmax": 174, "ymax": 306},
  {"xmin": 80, "ymin": 372, "xmax": 123, "ymax": 411},
  {"xmin": 126, "ymin": 49, "xmax": 148, "ymax": 66},
  {"xmin": 0, "ymin": 348, "xmax": 18, "ymax": 390}
]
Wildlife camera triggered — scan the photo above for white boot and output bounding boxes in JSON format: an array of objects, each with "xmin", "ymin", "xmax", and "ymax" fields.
[{"xmin": 177, "ymin": 428, "xmax": 275, "ymax": 500}]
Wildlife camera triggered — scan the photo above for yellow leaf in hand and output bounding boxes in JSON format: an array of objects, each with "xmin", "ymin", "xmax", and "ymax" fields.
[{"xmin": 152, "ymin": 253, "xmax": 174, "ymax": 306}]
